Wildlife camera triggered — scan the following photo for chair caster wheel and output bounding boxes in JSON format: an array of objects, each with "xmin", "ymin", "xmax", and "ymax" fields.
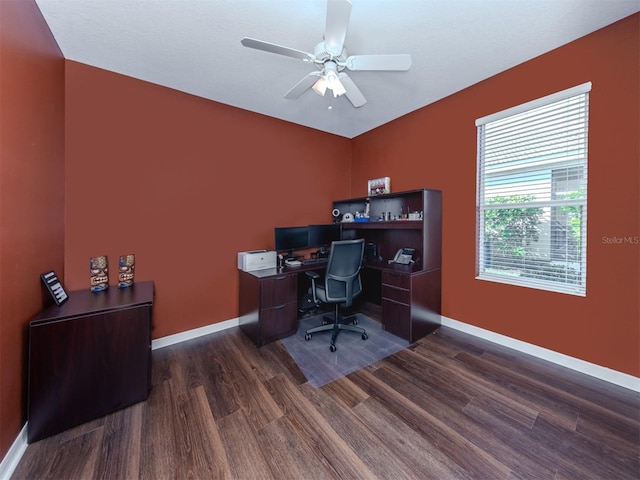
[
  {"xmin": 304, "ymin": 333, "xmax": 312, "ymax": 341},
  {"xmin": 362, "ymin": 333, "xmax": 368, "ymax": 340},
  {"xmin": 330, "ymin": 344, "xmax": 336, "ymax": 352}
]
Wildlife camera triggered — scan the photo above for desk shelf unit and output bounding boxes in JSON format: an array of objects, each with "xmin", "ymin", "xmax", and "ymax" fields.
[
  {"xmin": 335, "ymin": 189, "xmax": 442, "ymax": 342},
  {"xmin": 334, "ymin": 188, "xmax": 441, "ymax": 271}
]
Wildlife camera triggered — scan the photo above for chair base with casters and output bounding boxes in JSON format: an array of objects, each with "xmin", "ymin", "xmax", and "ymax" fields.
[{"xmin": 304, "ymin": 302, "xmax": 368, "ymax": 352}]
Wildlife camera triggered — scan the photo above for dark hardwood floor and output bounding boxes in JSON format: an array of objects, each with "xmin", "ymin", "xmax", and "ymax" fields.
[{"xmin": 13, "ymin": 306, "xmax": 640, "ymax": 479}]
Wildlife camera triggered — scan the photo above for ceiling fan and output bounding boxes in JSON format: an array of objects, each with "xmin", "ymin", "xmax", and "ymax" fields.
[{"xmin": 240, "ymin": 0, "xmax": 412, "ymax": 108}]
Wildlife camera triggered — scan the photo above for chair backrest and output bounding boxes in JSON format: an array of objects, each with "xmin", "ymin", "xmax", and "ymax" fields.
[{"xmin": 323, "ymin": 239, "xmax": 365, "ymax": 307}]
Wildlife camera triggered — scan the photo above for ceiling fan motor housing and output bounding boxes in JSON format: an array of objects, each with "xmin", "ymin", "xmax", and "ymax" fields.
[{"xmin": 314, "ymin": 42, "xmax": 347, "ymax": 70}]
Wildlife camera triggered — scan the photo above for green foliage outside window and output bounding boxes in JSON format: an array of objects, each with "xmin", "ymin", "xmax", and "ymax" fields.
[
  {"xmin": 557, "ymin": 189, "xmax": 584, "ymax": 245},
  {"xmin": 484, "ymin": 195, "xmax": 543, "ymax": 258}
]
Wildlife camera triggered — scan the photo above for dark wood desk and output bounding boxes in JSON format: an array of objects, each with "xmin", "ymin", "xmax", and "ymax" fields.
[
  {"xmin": 238, "ymin": 260, "xmax": 441, "ymax": 346},
  {"xmin": 239, "ymin": 189, "xmax": 442, "ymax": 347},
  {"xmin": 27, "ymin": 281, "xmax": 154, "ymax": 442}
]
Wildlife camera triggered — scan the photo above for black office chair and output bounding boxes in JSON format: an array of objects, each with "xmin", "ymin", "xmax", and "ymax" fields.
[{"xmin": 304, "ymin": 239, "xmax": 368, "ymax": 352}]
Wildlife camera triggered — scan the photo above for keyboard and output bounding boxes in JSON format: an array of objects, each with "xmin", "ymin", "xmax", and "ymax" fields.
[{"xmin": 302, "ymin": 258, "xmax": 328, "ymax": 266}]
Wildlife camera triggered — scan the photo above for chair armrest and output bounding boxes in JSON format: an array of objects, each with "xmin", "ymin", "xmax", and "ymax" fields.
[{"xmin": 305, "ymin": 270, "xmax": 321, "ymax": 305}]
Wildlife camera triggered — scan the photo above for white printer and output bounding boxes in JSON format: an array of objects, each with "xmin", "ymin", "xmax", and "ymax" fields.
[{"xmin": 237, "ymin": 250, "xmax": 277, "ymax": 272}]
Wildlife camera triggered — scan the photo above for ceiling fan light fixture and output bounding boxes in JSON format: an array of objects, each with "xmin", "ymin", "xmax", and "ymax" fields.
[
  {"xmin": 325, "ymin": 70, "xmax": 338, "ymax": 85},
  {"xmin": 324, "ymin": 61, "xmax": 339, "ymax": 85},
  {"xmin": 313, "ymin": 61, "xmax": 346, "ymax": 98},
  {"xmin": 331, "ymin": 78, "xmax": 346, "ymax": 97},
  {"xmin": 312, "ymin": 77, "xmax": 327, "ymax": 96}
]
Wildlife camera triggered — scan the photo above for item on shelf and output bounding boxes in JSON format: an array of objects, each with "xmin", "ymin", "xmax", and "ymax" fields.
[
  {"xmin": 365, "ymin": 243, "xmax": 379, "ymax": 261},
  {"xmin": 332, "ymin": 208, "xmax": 341, "ymax": 223},
  {"xmin": 238, "ymin": 250, "xmax": 277, "ymax": 272},
  {"xmin": 118, "ymin": 254, "xmax": 135, "ymax": 288},
  {"xmin": 367, "ymin": 177, "xmax": 391, "ymax": 196},
  {"xmin": 40, "ymin": 271, "xmax": 69, "ymax": 306},
  {"xmin": 89, "ymin": 255, "xmax": 109, "ymax": 292},
  {"xmin": 354, "ymin": 211, "xmax": 369, "ymax": 222},
  {"xmin": 342, "ymin": 212, "xmax": 354, "ymax": 222}
]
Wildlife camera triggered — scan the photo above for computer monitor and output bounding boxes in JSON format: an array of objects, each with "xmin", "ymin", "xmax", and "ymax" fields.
[
  {"xmin": 308, "ymin": 224, "xmax": 341, "ymax": 253},
  {"xmin": 274, "ymin": 226, "xmax": 309, "ymax": 259}
]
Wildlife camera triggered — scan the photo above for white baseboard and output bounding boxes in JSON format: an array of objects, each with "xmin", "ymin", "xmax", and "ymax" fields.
[
  {"xmin": 151, "ymin": 317, "xmax": 239, "ymax": 350},
  {"xmin": 152, "ymin": 315, "xmax": 639, "ymax": 392},
  {"xmin": 0, "ymin": 424, "xmax": 28, "ymax": 480},
  {"xmin": 151, "ymin": 314, "xmax": 639, "ymax": 392},
  {"xmin": 440, "ymin": 315, "xmax": 640, "ymax": 393}
]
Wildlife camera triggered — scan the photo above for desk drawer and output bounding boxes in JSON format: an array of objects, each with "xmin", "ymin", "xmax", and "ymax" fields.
[
  {"xmin": 261, "ymin": 301, "xmax": 298, "ymax": 345},
  {"xmin": 382, "ymin": 284, "xmax": 410, "ymax": 305},
  {"xmin": 261, "ymin": 274, "xmax": 297, "ymax": 308},
  {"xmin": 382, "ymin": 271, "xmax": 411, "ymax": 289},
  {"xmin": 382, "ymin": 299, "xmax": 411, "ymax": 340}
]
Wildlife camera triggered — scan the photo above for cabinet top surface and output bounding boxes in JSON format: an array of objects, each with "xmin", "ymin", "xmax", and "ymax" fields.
[{"xmin": 31, "ymin": 281, "xmax": 155, "ymax": 324}]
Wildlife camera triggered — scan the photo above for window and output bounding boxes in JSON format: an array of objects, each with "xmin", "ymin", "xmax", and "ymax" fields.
[{"xmin": 476, "ymin": 83, "xmax": 590, "ymax": 296}]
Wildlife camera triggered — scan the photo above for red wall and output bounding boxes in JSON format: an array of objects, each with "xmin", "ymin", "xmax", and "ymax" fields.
[
  {"xmin": 64, "ymin": 62, "xmax": 352, "ymax": 338},
  {"xmin": 0, "ymin": 0, "xmax": 65, "ymax": 459},
  {"xmin": 352, "ymin": 14, "xmax": 640, "ymax": 377}
]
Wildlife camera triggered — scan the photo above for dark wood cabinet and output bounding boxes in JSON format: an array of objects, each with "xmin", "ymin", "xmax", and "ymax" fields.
[
  {"xmin": 381, "ymin": 268, "xmax": 442, "ymax": 342},
  {"xmin": 238, "ymin": 270, "xmax": 298, "ymax": 346},
  {"xmin": 27, "ymin": 281, "xmax": 154, "ymax": 443}
]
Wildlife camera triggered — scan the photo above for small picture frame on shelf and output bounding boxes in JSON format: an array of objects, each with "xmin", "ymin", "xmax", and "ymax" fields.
[
  {"xmin": 368, "ymin": 177, "xmax": 391, "ymax": 196},
  {"xmin": 40, "ymin": 271, "xmax": 69, "ymax": 306}
]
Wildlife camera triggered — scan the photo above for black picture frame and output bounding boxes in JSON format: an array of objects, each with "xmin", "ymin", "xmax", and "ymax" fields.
[{"xmin": 41, "ymin": 271, "xmax": 69, "ymax": 306}]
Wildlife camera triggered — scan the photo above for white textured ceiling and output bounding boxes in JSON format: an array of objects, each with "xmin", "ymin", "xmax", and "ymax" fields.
[{"xmin": 35, "ymin": 0, "xmax": 639, "ymax": 138}]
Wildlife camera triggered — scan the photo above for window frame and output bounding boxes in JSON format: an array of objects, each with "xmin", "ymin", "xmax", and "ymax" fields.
[{"xmin": 475, "ymin": 82, "xmax": 591, "ymax": 296}]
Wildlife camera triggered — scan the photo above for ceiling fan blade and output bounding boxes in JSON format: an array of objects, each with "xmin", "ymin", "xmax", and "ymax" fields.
[
  {"xmin": 346, "ymin": 54, "xmax": 412, "ymax": 71},
  {"xmin": 324, "ymin": 0, "xmax": 352, "ymax": 55},
  {"xmin": 241, "ymin": 37, "xmax": 315, "ymax": 62},
  {"xmin": 284, "ymin": 72, "xmax": 323, "ymax": 99},
  {"xmin": 338, "ymin": 73, "xmax": 366, "ymax": 107}
]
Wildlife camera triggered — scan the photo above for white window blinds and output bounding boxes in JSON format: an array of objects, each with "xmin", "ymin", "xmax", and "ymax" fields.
[{"xmin": 476, "ymin": 83, "xmax": 590, "ymax": 296}]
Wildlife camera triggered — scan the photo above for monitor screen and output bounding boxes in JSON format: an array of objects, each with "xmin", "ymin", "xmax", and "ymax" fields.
[
  {"xmin": 308, "ymin": 224, "xmax": 341, "ymax": 248},
  {"xmin": 274, "ymin": 226, "xmax": 309, "ymax": 254}
]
